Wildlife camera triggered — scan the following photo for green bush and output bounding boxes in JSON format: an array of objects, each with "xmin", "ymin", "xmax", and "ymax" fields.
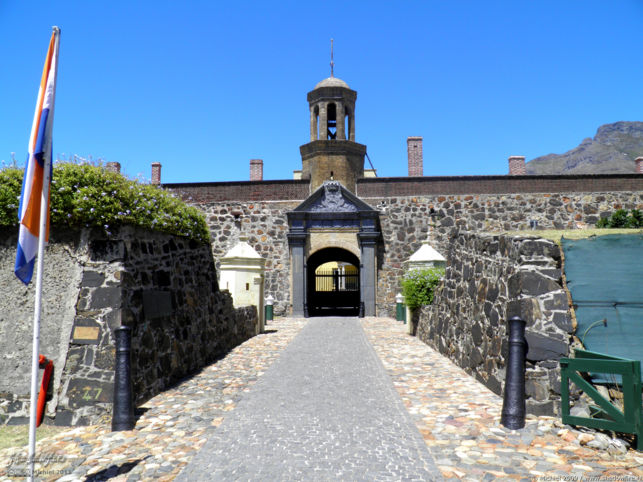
[
  {"xmin": 401, "ymin": 267, "xmax": 445, "ymax": 310},
  {"xmin": 609, "ymin": 209, "xmax": 630, "ymax": 228},
  {"xmin": 596, "ymin": 209, "xmax": 643, "ymax": 229},
  {"xmin": 627, "ymin": 209, "xmax": 642, "ymax": 228},
  {"xmin": 0, "ymin": 162, "xmax": 210, "ymax": 244},
  {"xmin": 0, "ymin": 167, "xmax": 23, "ymax": 227}
]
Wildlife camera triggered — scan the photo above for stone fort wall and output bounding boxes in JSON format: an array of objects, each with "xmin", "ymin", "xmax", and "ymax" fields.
[
  {"xmin": 168, "ymin": 175, "xmax": 642, "ymax": 317},
  {"xmin": 0, "ymin": 227, "xmax": 256, "ymax": 426},
  {"xmin": 415, "ymin": 231, "xmax": 572, "ymax": 416},
  {"xmin": 365, "ymin": 189, "xmax": 642, "ymax": 316}
]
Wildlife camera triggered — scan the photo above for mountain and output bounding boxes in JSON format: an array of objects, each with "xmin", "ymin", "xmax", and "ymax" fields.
[{"xmin": 525, "ymin": 121, "xmax": 643, "ymax": 174}]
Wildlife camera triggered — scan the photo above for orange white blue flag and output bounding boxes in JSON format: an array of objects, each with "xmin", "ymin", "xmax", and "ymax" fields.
[{"xmin": 15, "ymin": 29, "xmax": 60, "ymax": 285}]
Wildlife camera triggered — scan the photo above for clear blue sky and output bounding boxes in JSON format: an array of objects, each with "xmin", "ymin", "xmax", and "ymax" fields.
[{"xmin": 1, "ymin": 1, "xmax": 642, "ymax": 183}]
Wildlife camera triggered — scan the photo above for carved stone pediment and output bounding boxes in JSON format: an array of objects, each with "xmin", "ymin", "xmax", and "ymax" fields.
[
  {"xmin": 290, "ymin": 180, "xmax": 377, "ymax": 215},
  {"xmin": 309, "ymin": 181, "xmax": 358, "ymax": 213}
]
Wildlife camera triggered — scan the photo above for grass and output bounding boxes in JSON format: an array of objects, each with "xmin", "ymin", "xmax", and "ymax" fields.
[
  {"xmin": 0, "ymin": 425, "xmax": 68, "ymax": 451},
  {"xmin": 502, "ymin": 228, "xmax": 643, "ymax": 244}
]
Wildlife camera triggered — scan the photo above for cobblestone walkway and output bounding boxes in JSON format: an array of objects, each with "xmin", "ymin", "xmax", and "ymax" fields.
[
  {"xmin": 0, "ymin": 317, "xmax": 306, "ymax": 481},
  {"xmin": 1, "ymin": 316, "xmax": 642, "ymax": 481},
  {"xmin": 362, "ymin": 317, "xmax": 643, "ymax": 481},
  {"xmin": 177, "ymin": 317, "xmax": 440, "ymax": 481}
]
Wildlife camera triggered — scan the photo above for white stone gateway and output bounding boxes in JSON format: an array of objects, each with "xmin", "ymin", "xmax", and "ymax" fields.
[{"xmin": 219, "ymin": 237, "xmax": 266, "ymax": 334}]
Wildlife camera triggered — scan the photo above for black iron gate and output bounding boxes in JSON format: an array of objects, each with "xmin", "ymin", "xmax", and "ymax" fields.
[
  {"xmin": 314, "ymin": 269, "xmax": 359, "ymax": 292},
  {"xmin": 309, "ymin": 269, "xmax": 360, "ymax": 316}
]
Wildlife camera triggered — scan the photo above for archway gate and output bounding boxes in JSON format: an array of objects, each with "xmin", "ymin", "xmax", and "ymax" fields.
[
  {"xmin": 287, "ymin": 181, "xmax": 380, "ymax": 317},
  {"xmin": 307, "ymin": 248, "xmax": 360, "ymax": 316}
]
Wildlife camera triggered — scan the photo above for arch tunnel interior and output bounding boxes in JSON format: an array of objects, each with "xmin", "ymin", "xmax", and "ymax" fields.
[{"xmin": 306, "ymin": 248, "xmax": 360, "ymax": 317}]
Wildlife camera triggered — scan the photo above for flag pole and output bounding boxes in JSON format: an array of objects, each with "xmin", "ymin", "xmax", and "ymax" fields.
[
  {"xmin": 27, "ymin": 26, "xmax": 60, "ymax": 482},
  {"xmin": 26, "ymin": 152, "xmax": 51, "ymax": 481}
]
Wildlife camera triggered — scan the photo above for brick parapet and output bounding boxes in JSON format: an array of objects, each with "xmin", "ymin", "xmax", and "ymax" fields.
[
  {"xmin": 357, "ymin": 174, "xmax": 643, "ymax": 197},
  {"xmin": 164, "ymin": 180, "xmax": 309, "ymax": 203},
  {"xmin": 163, "ymin": 174, "xmax": 642, "ymax": 204}
]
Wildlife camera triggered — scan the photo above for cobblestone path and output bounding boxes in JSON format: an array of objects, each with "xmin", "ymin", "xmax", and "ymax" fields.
[
  {"xmin": 0, "ymin": 317, "xmax": 306, "ymax": 481},
  {"xmin": 177, "ymin": 316, "xmax": 440, "ymax": 481},
  {"xmin": 362, "ymin": 317, "xmax": 643, "ymax": 481},
  {"xmin": 1, "ymin": 316, "xmax": 641, "ymax": 481}
]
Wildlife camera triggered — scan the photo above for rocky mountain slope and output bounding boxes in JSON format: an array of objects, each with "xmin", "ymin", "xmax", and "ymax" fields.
[{"xmin": 526, "ymin": 121, "xmax": 643, "ymax": 174}]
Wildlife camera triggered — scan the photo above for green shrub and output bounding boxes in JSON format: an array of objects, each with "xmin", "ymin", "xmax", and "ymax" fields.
[
  {"xmin": 0, "ymin": 162, "xmax": 210, "ymax": 244},
  {"xmin": 596, "ymin": 209, "xmax": 643, "ymax": 229},
  {"xmin": 627, "ymin": 209, "xmax": 642, "ymax": 228},
  {"xmin": 596, "ymin": 216, "xmax": 609, "ymax": 228},
  {"xmin": 0, "ymin": 167, "xmax": 23, "ymax": 227},
  {"xmin": 401, "ymin": 267, "xmax": 445, "ymax": 310},
  {"xmin": 609, "ymin": 209, "xmax": 630, "ymax": 228}
]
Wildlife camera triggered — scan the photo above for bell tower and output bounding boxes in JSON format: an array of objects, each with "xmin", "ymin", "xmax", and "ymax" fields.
[{"xmin": 300, "ymin": 67, "xmax": 366, "ymax": 193}]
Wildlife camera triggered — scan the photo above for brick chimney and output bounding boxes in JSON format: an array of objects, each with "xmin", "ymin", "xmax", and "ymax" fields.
[
  {"xmin": 250, "ymin": 159, "xmax": 263, "ymax": 181},
  {"xmin": 105, "ymin": 161, "xmax": 121, "ymax": 174},
  {"xmin": 407, "ymin": 137, "xmax": 423, "ymax": 177},
  {"xmin": 508, "ymin": 156, "xmax": 526, "ymax": 175},
  {"xmin": 636, "ymin": 157, "xmax": 643, "ymax": 174},
  {"xmin": 151, "ymin": 162, "xmax": 161, "ymax": 185}
]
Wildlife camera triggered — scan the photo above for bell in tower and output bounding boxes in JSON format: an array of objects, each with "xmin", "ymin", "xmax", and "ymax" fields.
[
  {"xmin": 300, "ymin": 59, "xmax": 366, "ymax": 193},
  {"xmin": 308, "ymin": 76, "xmax": 356, "ymax": 142}
]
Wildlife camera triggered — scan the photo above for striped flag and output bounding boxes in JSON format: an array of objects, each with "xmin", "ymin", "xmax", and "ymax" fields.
[{"xmin": 15, "ymin": 28, "xmax": 60, "ymax": 285}]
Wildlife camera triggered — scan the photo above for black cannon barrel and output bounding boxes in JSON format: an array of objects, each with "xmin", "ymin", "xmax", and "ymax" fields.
[
  {"xmin": 112, "ymin": 326, "xmax": 135, "ymax": 431},
  {"xmin": 501, "ymin": 316, "xmax": 527, "ymax": 429}
]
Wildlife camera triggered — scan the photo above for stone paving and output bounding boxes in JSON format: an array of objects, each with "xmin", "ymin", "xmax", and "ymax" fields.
[
  {"xmin": 0, "ymin": 315, "xmax": 641, "ymax": 481},
  {"xmin": 362, "ymin": 317, "xmax": 643, "ymax": 481},
  {"xmin": 177, "ymin": 317, "xmax": 440, "ymax": 481},
  {"xmin": 0, "ymin": 317, "xmax": 305, "ymax": 481}
]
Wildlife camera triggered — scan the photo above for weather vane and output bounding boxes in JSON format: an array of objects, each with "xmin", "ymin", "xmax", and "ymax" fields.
[{"xmin": 330, "ymin": 38, "xmax": 334, "ymax": 77}]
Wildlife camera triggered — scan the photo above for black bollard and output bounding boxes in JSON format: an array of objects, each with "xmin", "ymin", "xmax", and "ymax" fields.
[
  {"xmin": 112, "ymin": 326, "xmax": 135, "ymax": 431},
  {"xmin": 358, "ymin": 301, "xmax": 365, "ymax": 318},
  {"xmin": 501, "ymin": 316, "xmax": 527, "ymax": 430}
]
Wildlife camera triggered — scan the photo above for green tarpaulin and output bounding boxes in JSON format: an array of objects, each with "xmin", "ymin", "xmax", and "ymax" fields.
[{"xmin": 562, "ymin": 234, "xmax": 643, "ymax": 382}]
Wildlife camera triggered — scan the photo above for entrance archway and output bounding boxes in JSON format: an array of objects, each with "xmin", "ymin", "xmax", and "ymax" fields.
[
  {"xmin": 306, "ymin": 248, "xmax": 360, "ymax": 316},
  {"xmin": 287, "ymin": 180, "xmax": 380, "ymax": 317}
]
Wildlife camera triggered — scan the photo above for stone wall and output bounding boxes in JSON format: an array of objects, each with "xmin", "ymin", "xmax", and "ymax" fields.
[
  {"xmin": 167, "ymin": 176, "xmax": 641, "ymax": 318},
  {"xmin": 119, "ymin": 230, "xmax": 258, "ymax": 405},
  {"xmin": 0, "ymin": 228, "xmax": 83, "ymax": 425},
  {"xmin": 195, "ymin": 201, "xmax": 300, "ymax": 316},
  {"xmin": 415, "ymin": 231, "xmax": 573, "ymax": 416},
  {"xmin": 366, "ymin": 190, "xmax": 642, "ymax": 316},
  {"xmin": 0, "ymin": 226, "xmax": 257, "ymax": 425}
]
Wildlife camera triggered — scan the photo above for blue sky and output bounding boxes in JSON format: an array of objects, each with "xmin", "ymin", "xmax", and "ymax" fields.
[{"xmin": 1, "ymin": 1, "xmax": 642, "ymax": 183}]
